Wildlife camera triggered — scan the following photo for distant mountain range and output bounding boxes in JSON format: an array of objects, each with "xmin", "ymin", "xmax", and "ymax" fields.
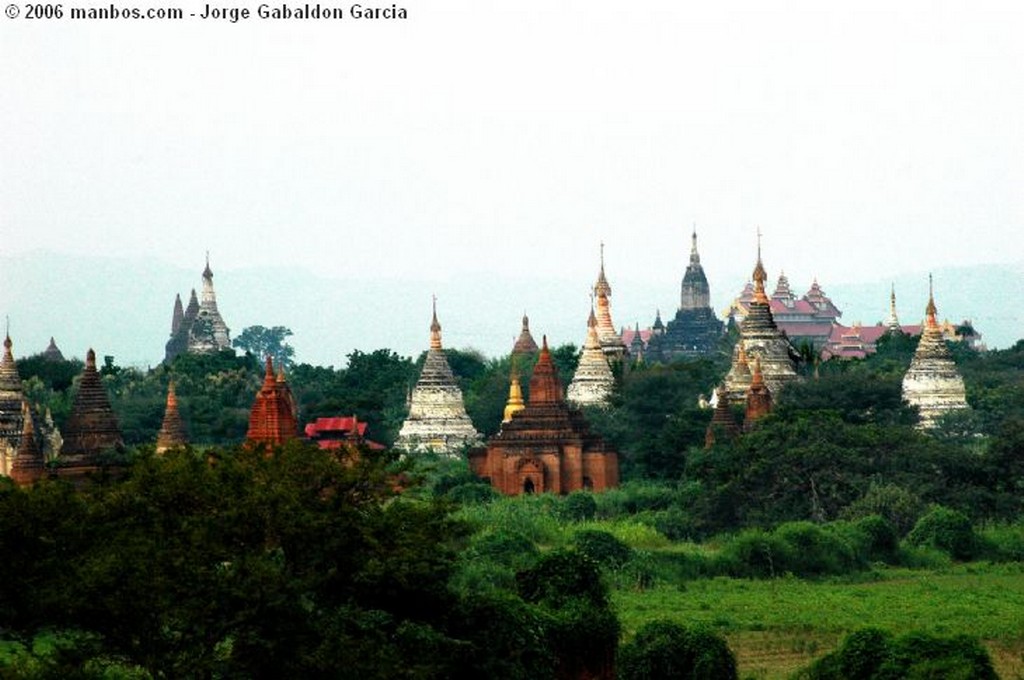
[{"xmin": 1, "ymin": 251, "xmax": 1020, "ymax": 368}]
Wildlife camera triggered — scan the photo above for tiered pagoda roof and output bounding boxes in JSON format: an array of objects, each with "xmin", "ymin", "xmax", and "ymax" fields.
[
  {"xmin": 61, "ymin": 349, "xmax": 123, "ymax": 461},
  {"xmin": 156, "ymin": 381, "xmax": 188, "ymax": 453},
  {"xmin": 394, "ymin": 299, "xmax": 481, "ymax": 455},
  {"xmin": 723, "ymin": 239, "xmax": 799, "ymax": 402},
  {"xmin": 901, "ymin": 277, "xmax": 968, "ymax": 429},
  {"xmin": 567, "ymin": 306, "xmax": 615, "ymax": 407}
]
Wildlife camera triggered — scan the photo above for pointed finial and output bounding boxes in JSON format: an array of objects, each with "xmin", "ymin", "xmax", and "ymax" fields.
[
  {"xmin": 600, "ymin": 241, "xmax": 605, "ymax": 269},
  {"xmin": 925, "ymin": 273, "xmax": 937, "ymax": 324},
  {"xmin": 86, "ymin": 348, "xmax": 96, "ymax": 368},
  {"xmin": 429, "ymin": 296, "xmax": 443, "ymax": 350},
  {"xmin": 542, "ymin": 334, "xmax": 549, "ymax": 352}
]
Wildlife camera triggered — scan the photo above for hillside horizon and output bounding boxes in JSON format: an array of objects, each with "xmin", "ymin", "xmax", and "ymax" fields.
[{"xmin": 2, "ymin": 250, "xmax": 1020, "ymax": 368}]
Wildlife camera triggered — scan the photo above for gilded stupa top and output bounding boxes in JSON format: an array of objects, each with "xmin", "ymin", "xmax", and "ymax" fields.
[
  {"xmin": 429, "ymin": 296, "xmax": 443, "ymax": 350},
  {"xmin": 751, "ymin": 234, "xmax": 769, "ymax": 304}
]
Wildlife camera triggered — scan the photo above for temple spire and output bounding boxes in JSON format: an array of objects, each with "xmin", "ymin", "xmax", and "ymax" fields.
[
  {"xmin": 689, "ymin": 225, "xmax": 700, "ymax": 266},
  {"xmin": 887, "ymin": 283, "xmax": 901, "ymax": 333},
  {"xmin": 925, "ymin": 273, "xmax": 937, "ymax": 327},
  {"xmin": 752, "ymin": 228, "xmax": 768, "ymax": 304},
  {"xmin": 429, "ymin": 295, "xmax": 443, "ymax": 350}
]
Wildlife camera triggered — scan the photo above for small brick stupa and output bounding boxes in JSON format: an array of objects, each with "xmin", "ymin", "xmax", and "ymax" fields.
[
  {"xmin": 155, "ymin": 381, "xmax": 188, "ymax": 453},
  {"xmin": 10, "ymin": 402, "xmax": 45, "ymax": 485},
  {"xmin": 61, "ymin": 349, "xmax": 123, "ymax": 465},
  {"xmin": 512, "ymin": 313, "xmax": 539, "ymax": 355},
  {"xmin": 901, "ymin": 276, "xmax": 968, "ymax": 429},
  {"xmin": 394, "ymin": 299, "xmax": 481, "ymax": 456},
  {"xmin": 469, "ymin": 337, "xmax": 619, "ymax": 495},
  {"xmin": 246, "ymin": 357, "xmax": 298, "ymax": 447},
  {"xmin": 743, "ymin": 358, "xmax": 773, "ymax": 431},
  {"xmin": 567, "ymin": 305, "xmax": 615, "ymax": 407}
]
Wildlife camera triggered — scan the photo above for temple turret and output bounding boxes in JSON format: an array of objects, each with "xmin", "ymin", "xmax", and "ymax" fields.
[
  {"xmin": 512, "ymin": 313, "xmax": 539, "ymax": 355},
  {"xmin": 722, "ymin": 236, "xmax": 799, "ymax": 401},
  {"xmin": 567, "ymin": 306, "xmax": 615, "ymax": 407},
  {"xmin": 743, "ymin": 358, "xmax": 773, "ymax": 430},
  {"xmin": 246, "ymin": 357, "xmax": 299, "ymax": 447},
  {"xmin": 593, "ymin": 243, "xmax": 628, "ymax": 361},
  {"xmin": 42, "ymin": 337, "xmax": 65, "ymax": 362},
  {"xmin": 644, "ymin": 228, "xmax": 724, "ymax": 362},
  {"xmin": 901, "ymin": 276, "xmax": 968, "ymax": 429},
  {"xmin": 469, "ymin": 336, "xmax": 619, "ymax": 495},
  {"xmin": 395, "ymin": 299, "xmax": 482, "ymax": 455},
  {"xmin": 171, "ymin": 294, "xmax": 185, "ymax": 336},
  {"xmin": 156, "ymin": 381, "xmax": 188, "ymax": 453},
  {"xmin": 61, "ymin": 349, "xmax": 123, "ymax": 462}
]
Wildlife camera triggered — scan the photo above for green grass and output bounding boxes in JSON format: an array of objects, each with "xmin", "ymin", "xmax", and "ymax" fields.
[{"xmin": 614, "ymin": 563, "xmax": 1024, "ymax": 679}]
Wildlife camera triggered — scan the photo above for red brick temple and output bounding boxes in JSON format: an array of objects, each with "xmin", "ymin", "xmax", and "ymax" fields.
[
  {"xmin": 469, "ymin": 337, "xmax": 619, "ymax": 495},
  {"xmin": 246, "ymin": 357, "xmax": 298, "ymax": 447}
]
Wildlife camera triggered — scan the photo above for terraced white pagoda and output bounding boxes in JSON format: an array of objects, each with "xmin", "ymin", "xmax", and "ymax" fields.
[
  {"xmin": 902, "ymin": 276, "xmax": 968, "ymax": 429},
  {"xmin": 394, "ymin": 299, "xmax": 481, "ymax": 456}
]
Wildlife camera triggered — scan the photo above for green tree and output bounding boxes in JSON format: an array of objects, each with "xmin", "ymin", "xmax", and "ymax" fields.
[{"xmin": 232, "ymin": 325, "xmax": 296, "ymax": 368}]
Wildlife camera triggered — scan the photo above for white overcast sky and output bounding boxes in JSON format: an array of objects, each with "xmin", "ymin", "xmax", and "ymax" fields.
[{"xmin": 2, "ymin": 0, "xmax": 1023, "ymax": 294}]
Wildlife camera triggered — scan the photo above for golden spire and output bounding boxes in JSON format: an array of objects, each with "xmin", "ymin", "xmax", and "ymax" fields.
[
  {"xmin": 925, "ymin": 274, "xmax": 937, "ymax": 327},
  {"xmin": 429, "ymin": 295, "xmax": 443, "ymax": 350},
  {"xmin": 752, "ymin": 228, "xmax": 769, "ymax": 303},
  {"xmin": 503, "ymin": 359, "xmax": 526, "ymax": 423}
]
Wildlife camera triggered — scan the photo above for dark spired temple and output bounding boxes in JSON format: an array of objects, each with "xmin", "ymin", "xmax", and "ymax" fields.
[
  {"xmin": 468, "ymin": 337, "xmax": 619, "ymax": 495},
  {"xmin": 644, "ymin": 230, "xmax": 724, "ymax": 362},
  {"xmin": 61, "ymin": 349, "xmax": 124, "ymax": 469}
]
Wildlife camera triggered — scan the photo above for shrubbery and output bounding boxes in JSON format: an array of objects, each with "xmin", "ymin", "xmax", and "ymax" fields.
[
  {"xmin": 618, "ymin": 619, "xmax": 737, "ymax": 680},
  {"xmin": 907, "ymin": 505, "xmax": 979, "ymax": 560},
  {"xmin": 797, "ymin": 627, "xmax": 998, "ymax": 680}
]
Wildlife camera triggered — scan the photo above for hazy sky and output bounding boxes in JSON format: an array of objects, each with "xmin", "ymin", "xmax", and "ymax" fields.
[{"xmin": 2, "ymin": 1, "xmax": 1023, "ymax": 322}]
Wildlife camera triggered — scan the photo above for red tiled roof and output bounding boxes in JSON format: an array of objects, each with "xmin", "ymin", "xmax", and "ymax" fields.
[
  {"xmin": 621, "ymin": 329, "xmax": 652, "ymax": 347},
  {"xmin": 305, "ymin": 416, "xmax": 367, "ymax": 437}
]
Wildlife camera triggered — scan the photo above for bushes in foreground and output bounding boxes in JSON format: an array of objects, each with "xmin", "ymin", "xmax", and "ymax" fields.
[
  {"xmin": 796, "ymin": 627, "xmax": 998, "ymax": 680},
  {"xmin": 618, "ymin": 620, "xmax": 737, "ymax": 680}
]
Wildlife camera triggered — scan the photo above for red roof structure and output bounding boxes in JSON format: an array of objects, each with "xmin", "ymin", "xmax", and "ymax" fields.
[{"xmin": 304, "ymin": 416, "xmax": 385, "ymax": 451}]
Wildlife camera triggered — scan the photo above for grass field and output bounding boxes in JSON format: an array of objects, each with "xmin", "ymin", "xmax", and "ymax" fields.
[{"xmin": 613, "ymin": 563, "xmax": 1024, "ymax": 679}]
